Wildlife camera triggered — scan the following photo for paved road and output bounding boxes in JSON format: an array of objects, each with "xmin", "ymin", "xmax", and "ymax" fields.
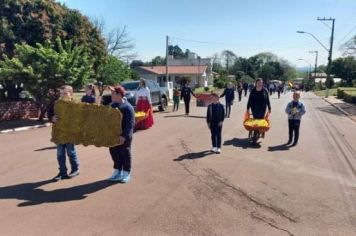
[{"xmin": 1, "ymin": 91, "xmax": 356, "ymax": 236}]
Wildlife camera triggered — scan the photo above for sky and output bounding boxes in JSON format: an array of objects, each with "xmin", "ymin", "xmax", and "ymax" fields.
[{"xmin": 57, "ymin": 0, "xmax": 356, "ymax": 68}]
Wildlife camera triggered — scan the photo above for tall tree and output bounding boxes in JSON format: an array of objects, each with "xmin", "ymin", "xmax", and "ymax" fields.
[
  {"xmin": 221, "ymin": 50, "xmax": 237, "ymax": 71},
  {"xmin": 168, "ymin": 45, "xmax": 185, "ymax": 59},
  {"xmin": 331, "ymin": 57, "xmax": 356, "ymax": 86},
  {"xmin": 0, "ymin": 0, "xmax": 106, "ymax": 99}
]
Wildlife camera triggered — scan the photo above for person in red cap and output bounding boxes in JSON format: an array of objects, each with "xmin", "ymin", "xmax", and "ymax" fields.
[{"xmin": 108, "ymin": 85, "xmax": 135, "ymax": 183}]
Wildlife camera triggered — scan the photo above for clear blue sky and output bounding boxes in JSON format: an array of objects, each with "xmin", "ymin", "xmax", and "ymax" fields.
[{"xmin": 58, "ymin": 0, "xmax": 356, "ymax": 68}]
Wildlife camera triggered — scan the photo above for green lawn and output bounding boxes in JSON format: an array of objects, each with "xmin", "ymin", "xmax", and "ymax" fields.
[{"xmin": 314, "ymin": 89, "xmax": 338, "ymax": 97}]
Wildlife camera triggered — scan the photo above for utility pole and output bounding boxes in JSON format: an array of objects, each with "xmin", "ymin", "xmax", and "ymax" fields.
[
  {"xmin": 309, "ymin": 50, "xmax": 318, "ymax": 89},
  {"xmin": 317, "ymin": 17, "xmax": 335, "ymax": 97},
  {"xmin": 165, "ymin": 35, "xmax": 169, "ymax": 85}
]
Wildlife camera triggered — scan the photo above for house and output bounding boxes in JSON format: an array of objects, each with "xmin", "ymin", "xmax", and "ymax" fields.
[{"xmin": 137, "ymin": 52, "xmax": 213, "ymax": 88}]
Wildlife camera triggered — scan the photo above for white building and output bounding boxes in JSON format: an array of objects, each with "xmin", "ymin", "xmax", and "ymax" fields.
[{"xmin": 137, "ymin": 52, "xmax": 213, "ymax": 88}]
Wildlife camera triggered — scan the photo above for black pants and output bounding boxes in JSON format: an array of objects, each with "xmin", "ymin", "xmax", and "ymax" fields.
[
  {"xmin": 109, "ymin": 138, "xmax": 132, "ymax": 172},
  {"xmin": 238, "ymin": 91, "xmax": 242, "ymax": 101},
  {"xmin": 225, "ymin": 101, "xmax": 232, "ymax": 117},
  {"xmin": 278, "ymin": 91, "xmax": 281, "ymax": 99},
  {"xmin": 288, "ymin": 119, "xmax": 301, "ymax": 144},
  {"xmin": 244, "ymin": 89, "xmax": 247, "ymax": 97},
  {"xmin": 210, "ymin": 125, "xmax": 222, "ymax": 148},
  {"xmin": 183, "ymin": 96, "xmax": 191, "ymax": 114}
]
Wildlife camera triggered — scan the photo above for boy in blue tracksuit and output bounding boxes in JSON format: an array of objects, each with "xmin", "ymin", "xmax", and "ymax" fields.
[
  {"xmin": 285, "ymin": 92, "xmax": 306, "ymax": 146},
  {"xmin": 207, "ymin": 93, "xmax": 225, "ymax": 154}
]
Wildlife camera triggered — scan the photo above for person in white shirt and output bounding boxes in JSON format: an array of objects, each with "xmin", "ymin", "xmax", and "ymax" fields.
[{"xmin": 135, "ymin": 79, "xmax": 154, "ymax": 129}]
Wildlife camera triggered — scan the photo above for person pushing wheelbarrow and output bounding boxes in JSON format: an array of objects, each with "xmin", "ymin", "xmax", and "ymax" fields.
[{"xmin": 245, "ymin": 78, "xmax": 271, "ymax": 145}]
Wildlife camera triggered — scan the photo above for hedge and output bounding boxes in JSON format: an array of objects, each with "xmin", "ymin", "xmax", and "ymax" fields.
[{"xmin": 337, "ymin": 87, "xmax": 356, "ymax": 104}]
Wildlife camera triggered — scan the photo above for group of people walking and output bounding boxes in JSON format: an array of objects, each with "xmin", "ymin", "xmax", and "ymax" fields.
[{"xmin": 48, "ymin": 78, "xmax": 305, "ymax": 184}]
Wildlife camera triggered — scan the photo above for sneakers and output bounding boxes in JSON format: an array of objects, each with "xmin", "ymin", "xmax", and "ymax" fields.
[
  {"xmin": 121, "ymin": 171, "xmax": 131, "ymax": 183},
  {"xmin": 108, "ymin": 169, "xmax": 122, "ymax": 182},
  {"xmin": 68, "ymin": 169, "xmax": 80, "ymax": 178},
  {"xmin": 211, "ymin": 147, "xmax": 221, "ymax": 154},
  {"xmin": 52, "ymin": 173, "xmax": 70, "ymax": 182}
]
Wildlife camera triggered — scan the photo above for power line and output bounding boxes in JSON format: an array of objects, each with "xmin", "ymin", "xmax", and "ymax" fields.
[
  {"xmin": 170, "ymin": 36, "xmax": 232, "ymax": 46},
  {"xmin": 336, "ymin": 24, "xmax": 356, "ymax": 46}
]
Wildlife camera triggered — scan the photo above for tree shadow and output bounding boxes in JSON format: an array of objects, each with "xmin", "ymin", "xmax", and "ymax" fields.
[
  {"xmin": 174, "ymin": 150, "xmax": 214, "ymax": 161},
  {"xmin": 317, "ymin": 106, "xmax": 344, "ymax": 116},
  {"xmin": 164, "ymin": 114, "xmax": 186, "ymax": 118},
  {"xmin": 223, "ymin": 137, "xmax": 261, "ymax": 149},
  {"xmin": 34, "ymin": 146, "xmax": 57, "ymax": 152},
  {"xmin": 0, "ymin": 179, "xmax": 116, "ymax": 207},
  {"xmin": 268, "ymin": 143, "xmax": 290, "ymax": 152}
]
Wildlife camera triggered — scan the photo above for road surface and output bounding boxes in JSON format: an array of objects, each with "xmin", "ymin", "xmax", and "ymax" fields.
[{"xmin": 0, "ymin": 91, "xmax": 356, "ymax": 236}]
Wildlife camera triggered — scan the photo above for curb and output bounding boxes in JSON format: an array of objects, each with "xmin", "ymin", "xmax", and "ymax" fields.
[
  {"xmin": 0, "ymin": 123, "xmax": 51, "ymax": 134},
  {"xmin": 322, "ymin": 98, "xmax": 356, "ymax": 124}
]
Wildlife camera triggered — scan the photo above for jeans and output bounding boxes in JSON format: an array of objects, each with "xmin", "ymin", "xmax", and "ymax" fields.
[
  {"xmin": 288, "ymin": 119, "xmax": 301, "ymax": 143},
  {"xmin": 109, "ymin": 138, "xmax": 132, "ymax": 172},
  {"xmin": 183, "ymin": 97, "xmax": 191, "ymax": 114},
  {"xmin": 210, "ymin": 125, "xmax": 222, "ymax": 148},
  {"xmin": 173, "ymin": 97, "xmax": 179, "ymax": 111},
  {"xmin": 57, "ymin": 143, "xmax": 79, "ymax": 175},
  {"xmin": 225, "ymin": 101, "xmax": 232, "ymax": 117}
]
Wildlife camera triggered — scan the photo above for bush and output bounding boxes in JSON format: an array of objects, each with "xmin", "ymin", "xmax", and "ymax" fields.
[
  {"xmin": 343, "ymin": 91, "xmax": 356, "ymax": 104},
  {"xmin": 337, "ymin": 87, "xmax": 356, "ymax": 103}
]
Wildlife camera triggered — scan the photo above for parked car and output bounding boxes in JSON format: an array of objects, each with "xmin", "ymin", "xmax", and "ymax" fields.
[{"xmin": 101, "ymin": 80, "xmax": 169, "ymax": 111}]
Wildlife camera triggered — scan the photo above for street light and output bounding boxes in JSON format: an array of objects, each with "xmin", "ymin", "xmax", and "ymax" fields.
[
  {"xmin": 309, "ymin": 50, "xmax": 318, "ymax": 89},
  {"xmin": 298, "ymin": 58, "xmax": 312, "ymax": 90},
  {"xmin": 297, "ymin": 18, "xmax": 335, "ymax": 98}
]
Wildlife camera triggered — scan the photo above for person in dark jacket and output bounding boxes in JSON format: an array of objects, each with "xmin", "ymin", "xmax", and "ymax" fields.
[
  {"xmin": 220, "ymin": 82, "xmax": 235, "ymax": 118},
  {"xmin": 180, "ymin": 81, "xmax": 196, "ymax": 116},
  {"xmin": 81, "ymin": 84, "xmax": 96, "ymax": 103},
  {"xmin": 237, "ymin": 82, "xmax": 243, "ymax": 102},
  {"xmin": 108, "ymin": 86, "xmax": 135, "ymax": 183},
  {"xmin": 243, "ymin": 82, "xmax": 248, "ymax": 97},
  {"xmin": 207, "ymin": 93, "xmax": 225, "ymax": 154},
  {"xmin": 247, "ymin": 78, "xmax": 271, "ymax": 119}
]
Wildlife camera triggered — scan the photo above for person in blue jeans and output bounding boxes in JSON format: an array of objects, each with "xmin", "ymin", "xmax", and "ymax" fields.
[
  {"xmin": 207, "ymin": 93, "xmax": 225, "ymax": 154},
  {"xmin": 48, "ymin": 85, "xmax": 80, "ymax": 181}
]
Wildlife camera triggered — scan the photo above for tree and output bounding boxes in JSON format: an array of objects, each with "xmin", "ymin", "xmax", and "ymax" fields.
[
  {"xmin": 0, "ymin": 38, "xmax": 93, "ymax": 120},
  {"xmin": 168, "ymin": 45, "xmax": 185, "ymax": 59},
  {"xmin": 342, "ymin": 35, "xmax": 356, "ymax": 56},
  {"xmin": 221, "ymin": 50, "xmax": 237, "ymax": 70},
  {"xmin": 106, "ymin": 25, "xmax": 137, "ymax": 60},
  {"xmin": 99, "ymin": 55, "xmax": 131, "ymax": 91},
  {"xmin": 150, "ymin": 56, "xmax": 166, "ymax": 66},
  {"xmin": 0, "ymin": 0, "xmax": 106, "ymax": 99},
  {"xmin": 331, "ymin": 57, "xmax": 356, "ymax": 86},
  {"xmin": 129, "ymin": 60, "xmax": 144, "ymax": 69}
]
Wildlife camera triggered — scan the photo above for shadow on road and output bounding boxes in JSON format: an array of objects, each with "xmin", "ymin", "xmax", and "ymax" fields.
[
  {"xmin": 164, "ymin": 115, "xmax": 205, "ymax": 119},
  {"xmin": 268, "ymin": 143, "xmax": 290, "ymax": 152},
  {"xmin": 223, "ymin": 138, "xmax": 261, "ymax": 149},
  {"xmin": 34, "ymin": 146, "xmax": 57, "ymax": 152},
  {"xmin": 174, "ymin": 150, "xmax": 214, "ymax": 161},
  {"xmin": 164, "ymin": 114, "xmax": 186, "ymax": 118},
  {"xmin": 0, "ymin": 179, "xmax": 116, "ymax": 207},
  {"xmin": 317, "ymin": 105, "xmax": 343, "ymax": 116}
]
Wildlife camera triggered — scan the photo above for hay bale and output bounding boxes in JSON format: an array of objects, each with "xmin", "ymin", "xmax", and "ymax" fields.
[{"xmin": 51, "ymin": 100, "xmax": 122, "ymax": 147}]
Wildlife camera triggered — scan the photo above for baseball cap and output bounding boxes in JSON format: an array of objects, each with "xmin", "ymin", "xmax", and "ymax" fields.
[{"xmin": 109, "ymin": 85, "xmax": 126, "ymax": 96}]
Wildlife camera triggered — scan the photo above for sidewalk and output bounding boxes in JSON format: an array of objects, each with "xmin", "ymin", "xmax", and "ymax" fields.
[
  {"xmin": 323, "ymin": 96, "xmax": 356, "ymax": 123},
  {"xmin": 0, "ymin": 119, "xmax": 50, "ymax": 134}
]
